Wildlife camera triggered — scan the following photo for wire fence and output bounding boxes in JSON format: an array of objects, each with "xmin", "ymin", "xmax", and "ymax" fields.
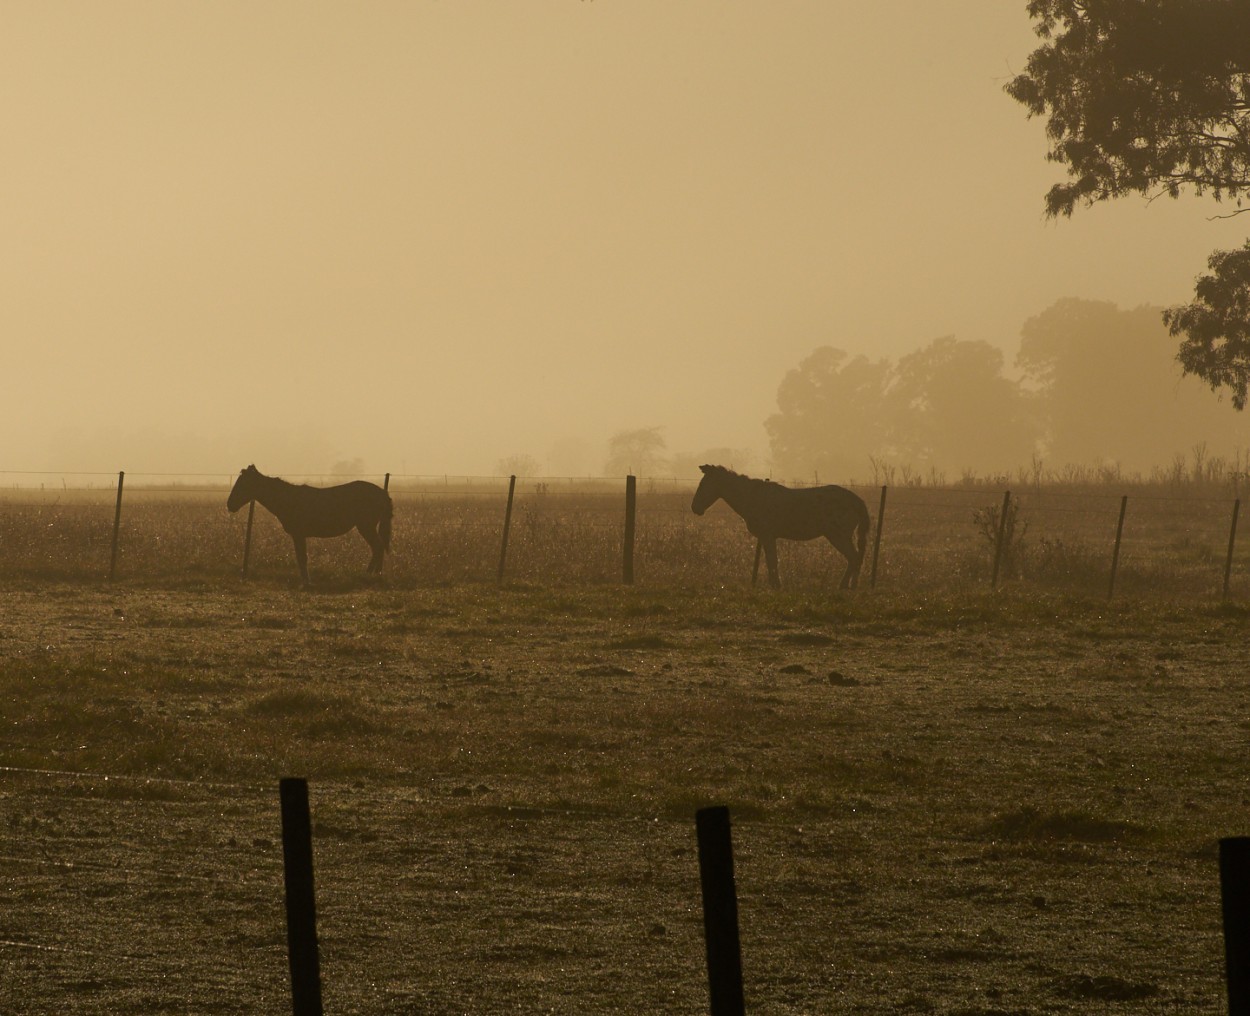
[{"xmin": 0, "ymin": 470, "xmax": 1245, "ymax": 598}]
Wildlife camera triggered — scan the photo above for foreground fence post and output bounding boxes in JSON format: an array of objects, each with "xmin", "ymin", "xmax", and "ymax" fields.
[
  {"xmin": 497, "ymin": 474, "xmax": 517, "ymax": 584},
  {"xmin": 870, "ymin": 485, "xmax": 887, "ymax": 589},
  {"xmin": 623, "ymin": 475, "xmax": 636, "ymax": 584},
  {"xmin": 279, "ymin": 778, "xmax": 324, "ymax": 1016},
  {"xmin": 1224, "ymin": 499, "xmax": 1241, "ymax": 601},
  {"xmin": 990, "ymin": 490, "xmax": 1011, "ymax": 590},
  {"xmin": 384, "ymin": 472, "xmax": 390, "ymax": 492},
  {"xmin": 1108, "ymin": 494, "xmax": 1129, "ymax": 601},
  {"xmin": 1222, "ymin": 837, "xmax": 1250, "ymax": 1016},
  {"xmin": 696, "ymin": 806, "xmax": 746, "ymax": 1016},
  {"xmin": 108, "ymin": 470, "xmax": 125, "ymax": 582},
  {"xmin": 241, "ymin": 500, "xmax": 256, "ymax": 578}
]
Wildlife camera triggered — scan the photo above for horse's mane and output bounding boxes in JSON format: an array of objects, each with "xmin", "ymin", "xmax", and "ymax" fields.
[
  {"xmin": 702, "ymin": 464, "xmax": 774, "ymax": 488},
  {"xmin": 242, "ymin": 465, "xmax": 301, "ymax": 492}
]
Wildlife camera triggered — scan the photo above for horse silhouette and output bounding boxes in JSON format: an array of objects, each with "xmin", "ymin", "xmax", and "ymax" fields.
[
  {"xmin": 691, "ymin": 464, "xmax": 869, "ymax": 590},
  {"xmin": 227, "ymin": 465, "xmax": 392, "ymax": 585}
]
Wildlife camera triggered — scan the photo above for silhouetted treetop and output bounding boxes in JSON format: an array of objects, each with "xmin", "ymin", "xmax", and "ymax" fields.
[
  {"xmin": 1007, "ymin": 0, "xmax": 1250, "ymax": 217},
  {"xmin": 1165, "ymin": 242, "xmax": 1250, "ymax": 408},
  {"xmin": 1008, "ymin": 0, "xmax": 1250, "ymax": 408}
]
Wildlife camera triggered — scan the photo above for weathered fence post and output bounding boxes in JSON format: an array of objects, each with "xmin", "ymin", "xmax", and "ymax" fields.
[
  {"xmin": 279, "ymin": 777, "xmax": 324, "ymax": 1016},
  {"xmin": 870, "ymin": 485, "xmax": 887, "ymax": 589},
  {"xmin": 990, "ymin": 489, "xmax": 1011, "ymax": 590},
  {"xmin": 108, "ymin": 470, "xmax": 125, "ymax": 582},
  {"xmin": 696, "ymin": 806, "xmax": 746, "ymax": 1016},
  {"xmin": 1224, "ymin": 499, "xmax": 1240, "ymax": 601},
  {"xmin": 1108, "ymin": 494, "xmax": 1129, "ymax": 601},
  {"xmin": 383, "ymin": 472, "xmax": 390, "ymax": 492},
  {"xmin": 623, "ymin": 475, "xmax": 636, "ymax": 584},
  {"xmin": 241, "ymin": 500, "xmax": 256, "ymax": 578},
  {"xmin": 1221, "ymin": 837, "xmax": 1250, "ymax": 1016},
  {"xmin": 497, "ymin": 474, "xmax": 517, "ymax": 584}
]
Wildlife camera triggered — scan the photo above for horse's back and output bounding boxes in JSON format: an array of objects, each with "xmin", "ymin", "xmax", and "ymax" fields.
[
  {"xmin": 761, "ymin": 483, "xmax": 865, "ymax": 539},
  {"xmin": 282, "ymin": 480, "xmax": 391, "ymax": 537}
]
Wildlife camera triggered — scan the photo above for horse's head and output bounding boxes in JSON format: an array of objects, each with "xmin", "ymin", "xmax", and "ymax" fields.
[
  {"xmin": 691, "ymin": 464, "xmax": 725, "ymax": 516},
  {"xmin": 227, "ymin": 465, "xmax": 260, "ymax": 513}
]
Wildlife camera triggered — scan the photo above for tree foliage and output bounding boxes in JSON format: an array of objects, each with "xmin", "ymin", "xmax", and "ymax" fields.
[
  {"xmin": 1008, "ymin": 0, "xmax": 1250, "ymax": 406},
  {"xmin": 890, "ymin": 337, "xmax": 1037, "ymax": 470},
  {"xmin": 766, "ymin": 340, "xmax": 1037, "ymax": 480},
  {"xmin": 766, "ymin": 303, "xmax": 1250, "ymax": 480},
  {"xmin": 603, "ymin": 427, "xmax": 667, "ymax": 477},
  {"xmin": 1006, "ymin": 0, "xmax": 1250, "ymax": 217},
  {"xmin": 765, "ymin": 347, "xmax": 893, "ymax": 481},
  {"xmin": 1018, "ymin": 298, "xmax": 1236, "ymax": 464},
  {"xmin": 1163, "ymin": 241, "xmax": 1250, "ymax": 408}
]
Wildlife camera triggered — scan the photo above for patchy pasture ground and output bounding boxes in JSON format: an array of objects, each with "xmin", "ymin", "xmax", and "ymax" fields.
[{"xmin": 1, "ymin": 580, "xmax": 1248, "ymax": 1014}]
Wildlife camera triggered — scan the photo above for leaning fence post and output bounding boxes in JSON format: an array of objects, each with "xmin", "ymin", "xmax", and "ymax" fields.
[
  {"xmin": 990, "ymin": 489, "xmax": 1011, "ymax": 590},
  {"xmin": 108, "ymin": 470, "xmax": 125, "ymax": 582},
  {"xmin": 242, "ymin": 500, "xmax": 256, "ymax": 578},
  {"xmin": 1224, "ymin": 499, "xmax": 1241, "ymax": 601},
  {"xmin": 1108, "ymin": 494, "xmax": 1129, "ymax": 601},
  {"xmin": 696, "ymin": 806, "xmax": 746, "ymax": 1016},
  {"xmin": 870, "ymin": 485, "xmax": 887, "ymax": 589},
  {"xmin": 279, "ymin": 778, "xmax": 324, "ymax": 1016},
  {"xmin": 498, "ymin": 474, "xmax": 517, "ymax": 584},
  {"xmin": 623, "ymin": 475, "xmax": 636, "ymax": 584},
  {"xmin": 1220, "ymin": 837, "xmax": 1250, "ymax": 1016}
]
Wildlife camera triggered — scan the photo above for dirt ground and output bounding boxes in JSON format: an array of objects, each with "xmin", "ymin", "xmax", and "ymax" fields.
[{"xmin": 1, "ymin": 580, "xmax": 1248, "ymax": 1014}]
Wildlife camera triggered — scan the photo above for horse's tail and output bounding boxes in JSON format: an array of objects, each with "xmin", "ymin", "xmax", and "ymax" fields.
[
  {"xmin": 855, "ymin": 502, "xmax": 870, "ymax": 570},
  {"xmin": 380, "ymin": 494, "xmax": 393, "ymax": 553}
]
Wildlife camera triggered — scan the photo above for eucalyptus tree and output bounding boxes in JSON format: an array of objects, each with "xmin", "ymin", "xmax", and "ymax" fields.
[{"xmin": 1007, "ymin": 0, "xmax": 1250, "ymax": 405}]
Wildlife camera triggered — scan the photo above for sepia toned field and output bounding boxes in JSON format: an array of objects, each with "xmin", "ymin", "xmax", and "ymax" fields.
[
  {"xmin": 1, "ymin": 483, "xmax": 1249, "ymax": 1014},
  {"xmin": 0, "ymin": 476, "xmax": 1247, "ymax": 597}
]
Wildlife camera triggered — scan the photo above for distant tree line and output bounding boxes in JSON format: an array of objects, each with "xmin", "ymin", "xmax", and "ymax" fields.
[{"xmin": 765, "ymin": 298, "xmax": 1250, "ymax": 483}]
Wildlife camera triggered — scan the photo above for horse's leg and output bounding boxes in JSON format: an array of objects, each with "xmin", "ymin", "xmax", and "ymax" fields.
[
  {"xmin": 828, "ymin": 532, "xmax": 859, "ymax": 589},
  {"xmin": 762, "ymin": 537, "xmax": 781, "ymax": 589},
  {"xmin": 292, "ymin": 535, "xmax": 310, "ymax": 587},
  {"xmin": 359, "ymin": 522, "xmax": 384, "ymax": 574}
]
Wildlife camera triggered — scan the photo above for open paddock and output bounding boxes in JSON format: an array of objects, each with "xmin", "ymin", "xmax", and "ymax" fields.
[
  {"xmin": 1, "ymin": 578, "xmax": 1248, "ymax": 1014},
  {"xmin": 0, "ymin": 475, "xmax": 1245, "ymax": 599}
]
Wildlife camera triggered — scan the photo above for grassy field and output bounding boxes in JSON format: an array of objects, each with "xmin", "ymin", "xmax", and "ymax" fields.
[
  {"xmin": 0, "ymin": 477, "xmax": 1247, "ymax": 598},
  {"xmin": 2, "ymin": 571, "xmax": 1248, "ymax": 1014}
]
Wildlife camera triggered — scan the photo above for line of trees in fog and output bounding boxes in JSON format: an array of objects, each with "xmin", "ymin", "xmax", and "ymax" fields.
[{"xmin": 763, "ymin": 298, "xmax": 1250, "ymax": 484}]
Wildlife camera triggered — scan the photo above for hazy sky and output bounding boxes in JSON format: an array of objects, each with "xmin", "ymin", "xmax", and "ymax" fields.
[{"xmin": 4, "ymin": 3, "xmax": 1248, "ymax": 478}]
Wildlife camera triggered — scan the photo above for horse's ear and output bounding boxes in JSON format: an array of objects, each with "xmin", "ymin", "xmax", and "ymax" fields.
[{"xmin": 699, "ymin": 464, "xmax": 711, "ymax": 474}]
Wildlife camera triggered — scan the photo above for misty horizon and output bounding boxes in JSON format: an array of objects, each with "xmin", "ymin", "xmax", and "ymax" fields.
[
  {"xmin": 6, "ymin": 5, "xmax": 1249, "ymax": 484},
  {"xmin": 10, "ymin": 295, "xmax": 1250, "ymax": 488}
]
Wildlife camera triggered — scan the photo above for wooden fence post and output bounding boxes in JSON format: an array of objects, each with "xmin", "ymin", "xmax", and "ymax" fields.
[
  {"xmin": 1224, "ymin": 499, "xmax": 1240, "ymax": 601},
  {"xmin": 1220, "ymin": 837, "xmax": 1250, "ymax": 1016},
  {"xmin": 383, "ymin": 473, "xmax": 390, "ymax": 492},
  {"xmin": 1108, "ymin": 494, "xmax": 1129, "ymax": 601},
  {"xmin": 870, "ymin": 485, "xmax": 887, "ymax": 589},
  {"xmin": 241, "ymin": 500, "xmax": 256, "ymax": 578},
  {"xmin": 279, "ymin": 778, "xmax": 324, "ymax": 1016},
  {"xmin": 623, "ymin": 475, "xmax": 636, "ymax": 584},
  {"xmin": 497, "ymin": 474, "xmax": 517, "ymax": 584},
  {"xmin": 696, "ymin": 806, "xmax": 745, "ymax": 1016},
  {"xmin": 108, "ymin": 471, "xmax": 125, "ymax": 582},
  {"xmin": 990, "ymin": 490, "xmax": 1011, "ymax": 590}
]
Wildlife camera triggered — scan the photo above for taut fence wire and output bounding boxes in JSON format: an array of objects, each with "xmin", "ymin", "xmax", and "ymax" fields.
[{"xmin": 0, "ymin": 470, "xmax": 1246, "ymax": 597}]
